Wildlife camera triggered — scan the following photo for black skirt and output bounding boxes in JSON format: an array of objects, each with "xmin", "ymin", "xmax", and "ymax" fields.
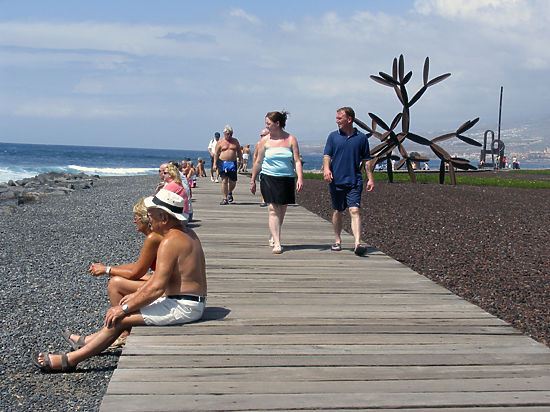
[{"xmin": 260, "ymin": 173, "xmax": 296, "ymax": 205}]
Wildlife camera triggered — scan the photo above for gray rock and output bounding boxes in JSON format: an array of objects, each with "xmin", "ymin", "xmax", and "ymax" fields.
[
  {"xmin": 0, "ymin": 205, "xmax": 16, "ymax": 214},
  {"xmin": 17, "ymin": 192, "xmax": 41, "ymax": 205},
  {"xmin": 0, "ymin": 172, "xmax": 100, "ymax": 207}
]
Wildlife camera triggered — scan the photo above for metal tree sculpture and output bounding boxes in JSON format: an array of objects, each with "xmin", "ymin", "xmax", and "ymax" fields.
[{"xmin": 354, "ymin": 55, "xmax": 482, "ymax": 185}]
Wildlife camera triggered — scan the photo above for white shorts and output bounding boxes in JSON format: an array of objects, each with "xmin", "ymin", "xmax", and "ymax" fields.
[{"xmin": 140, "ymin": 296, "xmax": 205, "ymax": 326}]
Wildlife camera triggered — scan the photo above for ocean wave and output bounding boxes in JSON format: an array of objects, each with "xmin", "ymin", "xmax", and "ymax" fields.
[
  {"xmin": 0, "ymin": 164, "xmax": 156, "ymax": 183},
  {"xmin": 0, "ymin": 167, "xmax": 42, "ymax": 183},
  {"xmin": 67, "ymin": 165, "xmax": 156, "ymax": 175}
]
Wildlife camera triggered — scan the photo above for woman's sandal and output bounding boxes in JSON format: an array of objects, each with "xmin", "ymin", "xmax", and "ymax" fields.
[
  {"xmin": 108, "ymin": 336, "xmax": 127, "ymax": 349},
  {"xmin": 272, "ymin": 245, "xmax": 283, "ymax": 254},
  {"xmin": 61, "ymin": 328, "xmax": 86, "ymax": 350},
  {"xmin": 32, "ymin": 352, "xmax": 75, "ymax": 373}
]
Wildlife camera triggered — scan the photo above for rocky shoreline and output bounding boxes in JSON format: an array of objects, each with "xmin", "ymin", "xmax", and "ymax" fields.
[{"xmin": 0, "ymin": 172, "xmax": 99, "ymax": 214}]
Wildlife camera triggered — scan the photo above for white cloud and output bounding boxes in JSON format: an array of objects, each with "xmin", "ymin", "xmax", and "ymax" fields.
[
  {"xmin": 414, "ymin": 0, "xmax": 533, "ymax": 27},
  {"xmin": 0, "ymin": 21, "xmax": 220, "ymax": 58},
  {"xmin": 228, "ymin": 8, "xmax": 261, "ymax": 25},
  {"xmin": 73, "ymin": 76, "xmax": 182, "ymax": 95},
  {"xmin": 289, "ymin": 76, "xmax": 372, "ymax": 99},
  {"xmin": 11, "ymin": 99, "xmax": 149, "ymax": 119},
  {"xmin": 280, "ymin": 21, "xmax": 297, "ymax": 32}
]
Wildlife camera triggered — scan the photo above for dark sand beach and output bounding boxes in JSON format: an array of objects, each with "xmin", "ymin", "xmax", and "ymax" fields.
[{"xmin": 1, "ymin": 171, "xmax": 549, "ymax": 410}]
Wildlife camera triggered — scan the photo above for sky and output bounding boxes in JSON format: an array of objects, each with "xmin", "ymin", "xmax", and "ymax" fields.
[{"xmin": 1, "ymin": 0, "xmax": 549, "ymax": 151}]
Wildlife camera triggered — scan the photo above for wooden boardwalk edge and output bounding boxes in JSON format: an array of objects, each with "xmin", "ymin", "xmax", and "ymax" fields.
[{"xmin": 100, "ymin": 178, "xmax": 550, "ymax": 411}]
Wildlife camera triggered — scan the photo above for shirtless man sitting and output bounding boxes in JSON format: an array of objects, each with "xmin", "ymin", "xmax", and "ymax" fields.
[
  {"xmin": 213, "ymin": 124, "xmax": 243, "ymax": 205},
  {"xmin": 32, "ymin": 189, "xmax": 207, "ymax": 372}
]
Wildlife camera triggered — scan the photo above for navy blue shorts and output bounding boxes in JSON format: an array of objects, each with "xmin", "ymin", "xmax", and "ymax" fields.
[
  {"xmin": 218, "ymin": 160, "xmax": 238, "ymax": 182},
  {"xmin": 329, "ymin": 183, "xmax": 362, "ymax": 211}
]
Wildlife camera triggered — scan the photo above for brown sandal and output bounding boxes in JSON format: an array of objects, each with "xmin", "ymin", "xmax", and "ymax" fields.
[
  {"xmin": 61, "ymin": 328, "xmax": 85, "ymax": 350},
  {"xmin": 32, "ymin": 352, "xmax": 75, "ymax": 373}
]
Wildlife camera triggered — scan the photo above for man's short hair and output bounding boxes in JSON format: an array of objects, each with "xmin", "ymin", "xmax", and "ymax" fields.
[
  {"xmin": 223, "ymin": 125, "xmax": 233, "ymax": 135},
  {"xmin": 337, "ymin": 107, "xmax": 355, "ymax": 121},
  {"xmin": 214, "ymin": 132, "xmax": 220, "ymax": 137}
]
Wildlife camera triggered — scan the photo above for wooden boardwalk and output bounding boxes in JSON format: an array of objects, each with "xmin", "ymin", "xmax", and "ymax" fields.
[{"xmin": 101, "ymin": 179, "xmax": 550, "ymax": 411}]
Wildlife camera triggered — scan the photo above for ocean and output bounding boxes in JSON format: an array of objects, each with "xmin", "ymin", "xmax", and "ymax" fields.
[
  {"xmin": 0, "ymin": 142, "xmax": 325, "ymax": 183},
  {"xmin": 1, "ymin": 142, "xmax": 547, "ymax": 184}
]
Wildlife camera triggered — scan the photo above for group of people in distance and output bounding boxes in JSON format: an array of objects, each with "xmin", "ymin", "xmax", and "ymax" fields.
[{"xmin": 32, "ymin": 106, "xmax": 374, "ymax": 372}]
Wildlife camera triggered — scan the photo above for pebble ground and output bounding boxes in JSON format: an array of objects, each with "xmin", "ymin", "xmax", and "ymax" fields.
[{"xmin": 0, "ymin": 175, "xmax": 158, "ymax": 411}]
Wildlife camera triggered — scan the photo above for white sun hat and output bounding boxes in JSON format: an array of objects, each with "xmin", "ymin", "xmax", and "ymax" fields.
[{"xmin": 144, "ymin": 188, "xmax": 189, "ymax": 222}]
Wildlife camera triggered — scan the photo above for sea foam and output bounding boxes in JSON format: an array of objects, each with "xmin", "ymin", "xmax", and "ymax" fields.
[{"xmin": 68, "ymin": 165, "xmax": 156, "ymax": 176}]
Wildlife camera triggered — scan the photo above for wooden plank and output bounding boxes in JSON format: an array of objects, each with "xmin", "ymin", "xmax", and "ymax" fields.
[
  {"xmin": 122, "ymin": 333, "xmax": 537, "ymax": 345},
  {"xmin": 136, "ymin": 318, "xmax": 513, "ymax": 331},
  {"xmin": 105, "ymin": 376, "xmax": 550, "ymax": 394},
  {"xmin": 114, "ymin": 353, "xmax": 550, "ymax": 368},
  {"xmin": 109, "ymin": 364, "xmax": 550, "ymax": 382},
  {"xmin": 133, "ymin": 325, "xmax": 520, "ymax": 336},
  {"xmin": 121, "ymin": 343, "xmax": 549, "ymax": 355},
  {"xmin": 100, "ymin": 392, "xmax": 550, "ymax": 411},
  {"xmin": 118, "ymin": 353, "xmax": 550, "ymax": 369}
]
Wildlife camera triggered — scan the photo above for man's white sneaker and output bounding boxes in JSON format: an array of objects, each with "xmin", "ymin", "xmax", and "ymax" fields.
[
  {"xmin": 215, "ymin": 179, "xmax": 219, "ymax": 183},
  {"xmin": 210, "ymin": 177, "xmax": 215, "ymax": 182}
]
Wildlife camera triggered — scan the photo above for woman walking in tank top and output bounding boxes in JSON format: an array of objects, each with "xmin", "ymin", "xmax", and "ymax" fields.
[{"xmin": 250, "ymin": 111, "xmax": 304, "ymax": 254}]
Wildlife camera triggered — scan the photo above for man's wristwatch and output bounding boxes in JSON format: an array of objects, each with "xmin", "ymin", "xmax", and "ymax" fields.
[{"xmin": 121, "ymin": 303, "xmax": 129, "ymax": 314}]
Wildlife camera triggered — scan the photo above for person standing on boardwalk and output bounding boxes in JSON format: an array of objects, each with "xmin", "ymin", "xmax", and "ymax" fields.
[
  {"xmin": 208, "ymin": 132, "xmax": 220, "ymax": 182},
  {"xmin": 213, "ymin": 125, "xmax": 243, "ymax": 205},
  {"xmin": 32, "ymin": 189, "xmax": 207, "ymax": 372},
  {"xmin": 250, "ymin": 111, "xmax": 303, "ymax": 254},
  {"xmin": 323, "ymin": 106, "xmax": 374, "ymax": 256},
  {"xmin": 242, "ymin": 144, "xmax": 251, "ymax": 172}
]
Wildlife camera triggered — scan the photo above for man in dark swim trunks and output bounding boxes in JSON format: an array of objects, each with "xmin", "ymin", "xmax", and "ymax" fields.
[{"xmin": 213, "ymin": 125, "xmax": 243, "ymax": 205}]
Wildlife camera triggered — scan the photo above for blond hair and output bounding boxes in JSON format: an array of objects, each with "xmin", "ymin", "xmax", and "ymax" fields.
[
  {"xmin": 166, "ymin": 164, "xmax": 182, "ymax": 184},
  {"xmin": 132, "ymin": 198, "xmax": 150, "ymax": 224}
]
